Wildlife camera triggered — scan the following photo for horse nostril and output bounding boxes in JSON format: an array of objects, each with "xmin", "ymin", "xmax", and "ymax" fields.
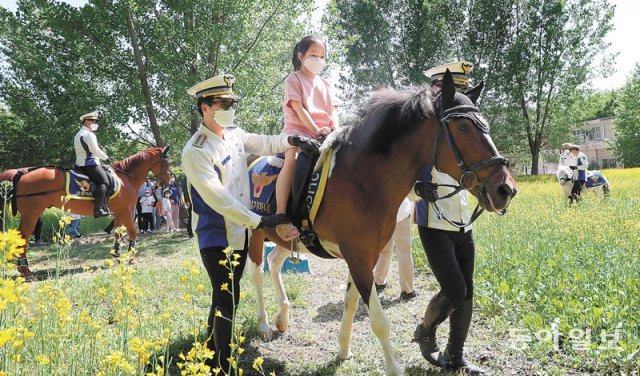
[{"xmin": 497, "ymin": 183, "xmax": 513, "ymax": 199}]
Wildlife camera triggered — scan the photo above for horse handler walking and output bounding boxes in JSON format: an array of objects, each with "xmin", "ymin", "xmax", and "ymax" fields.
[
  {"xmin": 413, "ymin": 61, "xmax": 487, "ymax": 375},
  {"xmin": 181, "ymin": 74, "xmax": 320, "ymax": 373}
]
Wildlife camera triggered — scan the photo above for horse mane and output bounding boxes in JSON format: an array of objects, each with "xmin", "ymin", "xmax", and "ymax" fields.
[
  {"xmin": 331, "ymin": 85, "xmax": 435, "ymax": 153},
  {"xmin": 114, "ymin": 147, "xmax": 161, "ymax": 172}
]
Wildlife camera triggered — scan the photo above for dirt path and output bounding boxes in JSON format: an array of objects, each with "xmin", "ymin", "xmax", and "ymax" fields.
[{"xmin": 244, "ymin": 252, "xmax": 533, "ymax": 376}]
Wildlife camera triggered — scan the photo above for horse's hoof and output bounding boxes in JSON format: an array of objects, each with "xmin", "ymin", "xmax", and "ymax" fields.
[
  {"xmin": 385, "ymin": 364, "xmax": 403, "ymax": 376},
  {"xmin": 17, "ymin": 266, "xmax": 34, "ymax": 282},
  {"xmin": 258, "ymin": 326, "xmax": 273, "ymax": 341},
  {"xmin": 337, "ymin": 350, "xmax": 353, "ymax": 361},
  {"xmin": 273, "ymin": 313, "xmax": 288, "ymax": 333},
  {"xmin": 128, "ymin": 256, "xmax": 137, "ymax": 265}
]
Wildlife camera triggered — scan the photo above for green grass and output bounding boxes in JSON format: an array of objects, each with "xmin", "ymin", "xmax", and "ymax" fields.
[
  {"xmin": 2, "ymin": 168, "xmax": 639, "ymax": 375},
  {"xmin": 413, "ymin": 168, "xmax": 640, "ymax": 374}
]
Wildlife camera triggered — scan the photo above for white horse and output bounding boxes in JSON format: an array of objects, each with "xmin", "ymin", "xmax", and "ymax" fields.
[{"xmin": 556, "ymin": 165, "xmax": 610, "ymax": 200}]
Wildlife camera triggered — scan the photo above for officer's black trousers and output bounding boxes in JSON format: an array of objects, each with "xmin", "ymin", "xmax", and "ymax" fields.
[
  {"xmin": 200, "ymin": 240, "xmax": 248, "ymax": 373},
  {"xmin": 571, "ymin": 180, "xmax": 584, "ymax": 198},
  {"xmin": 76, "ymin": 165, "xmax": 109, "ymax": 186},
  {"xmin": 418, "ymin": 226, "xmax": 475, "ymax": 308}
]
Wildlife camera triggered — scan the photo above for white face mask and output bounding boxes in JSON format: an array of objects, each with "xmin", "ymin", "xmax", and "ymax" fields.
[
  {"xmin": 90, "ymin": 123, "xmax": 99, "ymax": 131},
  {"xmin": 211, "ymin": 109, "xmax": 235, "ymax": 127},
  {"xmin": 303, "ymin": 56, "xmax": 325, "ymax": 74}
]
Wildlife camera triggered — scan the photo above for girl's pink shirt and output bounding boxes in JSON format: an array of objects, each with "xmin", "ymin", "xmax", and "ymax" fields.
[{"xmin": 283, "ymin": 70, "xmax": 337, "ymax": 139}]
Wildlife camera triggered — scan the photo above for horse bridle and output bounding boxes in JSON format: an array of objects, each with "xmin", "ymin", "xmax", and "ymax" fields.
[{"xmin": 415, "ymin": 95, "xmax": 510, "ymax": 228}]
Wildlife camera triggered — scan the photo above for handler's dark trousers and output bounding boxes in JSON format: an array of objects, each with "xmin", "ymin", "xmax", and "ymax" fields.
[
  {"xmin": 200, "ymin": 241, "xmax": 248, "ymax": 373},
  {"xmin": 418, "ymin": 227, "xmax": 475, "ymax": 358}
]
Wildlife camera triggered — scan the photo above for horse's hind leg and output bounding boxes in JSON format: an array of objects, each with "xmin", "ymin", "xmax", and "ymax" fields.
[
  {"xmin": 267, "ymin": 244, "xmax": 290, "ymax": 333},
  {"xmin": 337, "ymin": 274, "xmax": 359, "ymax": 360},
  {"xmin": 16, "ymin": 213, "xmax": 40, "ymax": 281},
  {"xmin": 248, "ymin": 231, "xmax": 273, "ymax": 341}
]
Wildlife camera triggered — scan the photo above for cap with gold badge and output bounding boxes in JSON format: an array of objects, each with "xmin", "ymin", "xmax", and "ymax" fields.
[
  {"xmin": 80, "ymin": 111, "xmax": 99, "ymax": 122},
  {"xmin": 561, "ymin": 142, "xmax": 571, "ymax": 150},
  {"xmin": 424, "ymin": 61, "xmax": 474, "ymax": 92},
  {"xmin": 187, "ymin": 74, "xmax": 240, "ymax": 100}
]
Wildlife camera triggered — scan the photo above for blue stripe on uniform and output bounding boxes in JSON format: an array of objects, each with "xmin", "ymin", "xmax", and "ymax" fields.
[
  {"xmin": 190, "ymin": 185, "xmax": 228, "ymax": 249},
  {"xmin": 80, "ymin": 136, "xmax": 97, "ymax": 166},
  {"xmin": 414, "ymin": 166, "xmax": 433, "ymax": 227}
]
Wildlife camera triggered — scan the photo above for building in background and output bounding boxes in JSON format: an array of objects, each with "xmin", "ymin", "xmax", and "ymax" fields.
[{"xmin": 572, "ymin": 116, "xmax": 622, "ymax": 169}]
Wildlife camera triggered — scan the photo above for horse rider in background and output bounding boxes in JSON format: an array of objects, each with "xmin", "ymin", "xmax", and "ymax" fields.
[
  {"xmin": 568, "ymin": 144, "xmax": 588, "ymax": 201},
  {"xmin": 74, "ymin": 111, "xmax": 112, "ymax": 218},
  {"xmin": 558, "ymin": 142, "xmax": 571, "ymax": 167}
]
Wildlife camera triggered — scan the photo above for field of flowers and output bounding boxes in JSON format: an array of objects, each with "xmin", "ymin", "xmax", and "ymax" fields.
[
  {"xmin": 469, "ymin": 168, "xmax": 640, "ymax": 374},
  {"xmin": 1, "ymin": 168, "xmax": 638, "ymax": 375}
]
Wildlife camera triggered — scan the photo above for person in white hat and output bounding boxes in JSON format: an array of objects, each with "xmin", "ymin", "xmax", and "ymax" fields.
[
  {"xmin": 568, "ymin": 144, "xmax": 588, "ymax": 200},
  {"xmin": 559, "ymin": 142, "xmax": 573, "ymax": 167},
  {"xmin": 413, "ymin": 61, "xmax": 487, "ymax": 375},
  {"xmin": 74, "ymin": 111, "xmax": 112, "ymax": 217},
  {"xmin": 181, "ymin": 74, "xmax": 320, "ymax": 373}
]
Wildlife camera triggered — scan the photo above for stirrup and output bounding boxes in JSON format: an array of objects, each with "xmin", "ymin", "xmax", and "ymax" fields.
[{"xmin": 276, "ymin": 222, "xmax": 299, "ymax": 241}]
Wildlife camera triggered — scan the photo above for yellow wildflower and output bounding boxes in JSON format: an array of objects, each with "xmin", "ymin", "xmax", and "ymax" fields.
[{"xmin": 220, "ymin": 283, "xmax": 229, "ymax": 292}]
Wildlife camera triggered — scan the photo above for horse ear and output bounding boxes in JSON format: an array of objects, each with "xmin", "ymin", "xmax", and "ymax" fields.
[
  {"xmin": 465, "ymin": 81, "xmax": 484, "ymax": 104},
  {"xmin": 162, "ymin": 145, "xmax": 170, "ymax": 158},
  {"xmin": 441, "ymin": 69, "xmax": 456, "ymax": 109}
]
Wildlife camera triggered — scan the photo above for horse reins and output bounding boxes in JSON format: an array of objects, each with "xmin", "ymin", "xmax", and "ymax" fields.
[{"xmin": 416, "ymin": 96, "xmax": 510, "ymax": 228}]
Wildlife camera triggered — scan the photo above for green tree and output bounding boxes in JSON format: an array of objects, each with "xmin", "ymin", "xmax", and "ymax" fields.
[
  {"xmin": 1, "ymin": 0, "xmax": 313, "ymax": 165},
  {"xmin": 324, "ymin": 0, "xmax": 462, "ymax": 104},
  {"xmin": 466, "ymin": 0, "xmax": 614, "ymax": 174},
  {"xmin": 611, "ymin": 64, "xmax": 640, "ymax": 167}
]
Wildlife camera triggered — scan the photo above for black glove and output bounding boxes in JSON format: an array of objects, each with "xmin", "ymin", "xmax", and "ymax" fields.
[
  {"xmin": 414, "ymin": 181, "xmax": 439, "ymax": 203},
  {"xmin": 289, "ymin": 135, "xmax": 321, "ymax": 158},
  {"xmin": 104, "ymin": 158, "xmax": 112, "ymax": 165},
  {"xmin": 257, "ymin": 214, "xmax": 291, "ymax": 229},
  {"xmin": 569, "ymin": 166, "xmax": 577, "ymax": 170}
]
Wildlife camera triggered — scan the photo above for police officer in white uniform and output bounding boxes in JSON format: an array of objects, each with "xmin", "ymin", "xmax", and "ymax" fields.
[
  {"xmin": 74, "ymin": 111, "xmax": 112, "ymax": 217},
  {"xmin": 413, "ymin": 61, "xmax": 486, "ymax": 375},
  {"xmin": 181, "ymin": 74, "xmax": 319, "ymax": 373},
  {"xmin": 558, "ymin": 142, "xmax": 572, "ymax": 167},
  {"xmin": 568, "ymin": 144, "xmax": 588, "ymax": 200}
]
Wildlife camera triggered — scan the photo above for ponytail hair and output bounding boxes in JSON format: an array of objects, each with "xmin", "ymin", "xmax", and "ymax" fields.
[{"xmin": 292, "ymin": 35, "xmax": 327, "ymax": 71}]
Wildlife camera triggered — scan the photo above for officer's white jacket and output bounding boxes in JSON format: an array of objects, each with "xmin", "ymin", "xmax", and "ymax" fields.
[
  {"xmin": 414, "ymin": 166, "xmax": 471, "ymax": 233},
  {"xmin": 74, "ymin": 127, "xmax": 108, "ymax": 167},
  {"xmin": 182, "ymin": 124, "xmax": 292, "ymax": 250},
  {"xmin": 558, "ymin": 151, "xmax": 571, "ymax": 167}
]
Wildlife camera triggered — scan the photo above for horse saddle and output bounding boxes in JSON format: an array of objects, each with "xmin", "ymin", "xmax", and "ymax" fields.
[
  {"xmin": 586, "ymin": 170, "xmax": 607, "ymax": 188},
  {"xmin": 66, "ymin": 166, "xmax": 120, "ymax": 200},
  {"xmin": 248, "ymin": 151, "xmax": 335, "ymax": 259}
]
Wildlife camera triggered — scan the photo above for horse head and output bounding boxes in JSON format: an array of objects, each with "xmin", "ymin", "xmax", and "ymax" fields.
[
  {"xmin": 431, "ymin": 70, "xmax": 517, "ymax": 213},
  {"xmin": 151, "ymin": 145, "xmax": 172, "ymax": 185},
  {"xmin": 557, "ymin": 165, "xmax": 573, "ymax": 186}
]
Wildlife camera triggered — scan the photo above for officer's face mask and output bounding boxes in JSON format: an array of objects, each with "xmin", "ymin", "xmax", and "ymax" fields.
[
  {"xmin": 90, "ymin": 122, "xmax": 99, "ymax": 131},
  {"xmin": 208, "ymin": 106, "xmax": 235, "ymax": 127}
]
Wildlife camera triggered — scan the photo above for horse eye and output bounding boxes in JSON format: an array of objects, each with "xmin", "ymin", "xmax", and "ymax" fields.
[{"xmin": 456, "ymin": 122, "xmax": 470, "ymax": 133}]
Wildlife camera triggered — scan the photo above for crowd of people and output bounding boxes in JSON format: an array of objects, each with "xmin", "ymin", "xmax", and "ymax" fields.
[{"xmin": 134, "ymin": 174, "xmax": 186, "ymax": 234}]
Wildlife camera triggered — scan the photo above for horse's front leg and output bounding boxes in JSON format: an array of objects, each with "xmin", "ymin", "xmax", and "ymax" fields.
[
  {"xmin": 267, "ymin": 244, "xmax": 291, "ymax": 333},
  {"xmin": 114, "ymin": 211, "xmax": 137, "ymax": 263},
  {"xmin": 248, "ymin": 232, "xmax": 273, "ymax": 341},
  {"xmin": 345, "ymin": 251, "xmax": 402, "ymax": 376},
  {"xmin": 337, "ymin": 274, "xmax": 359, "ymax": 360}
]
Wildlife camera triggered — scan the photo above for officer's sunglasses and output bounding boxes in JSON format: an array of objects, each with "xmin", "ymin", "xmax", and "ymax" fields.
[{"xmin": 210, "ymin": 99, "xmax": 238, "ymax": 111}]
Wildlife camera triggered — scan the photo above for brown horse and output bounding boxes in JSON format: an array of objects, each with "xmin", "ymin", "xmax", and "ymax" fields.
[
  {"xmin": 0, "ymin": 146, "xmax": 171, "ymax": 280},
  {"xmin": 246, "ymin": 71, "xmax": 517, "ymax": 375}
]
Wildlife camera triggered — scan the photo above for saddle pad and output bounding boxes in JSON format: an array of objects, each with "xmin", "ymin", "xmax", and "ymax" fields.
[
  {"xmin": 65, "ymin": 168, "xmax": 121, "ymax": 200},
  {"xmin": 248, "ymin": 157, "xmax": 282, "ymax": 215},
  {"xmin": 586, "ymin": 171, "xmax": 607, "ymax": 188}
]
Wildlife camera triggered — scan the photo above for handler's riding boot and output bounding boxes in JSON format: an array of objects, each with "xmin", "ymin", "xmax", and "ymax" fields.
[
  {"xmin": 413, "ymin": 292, "xmax": 455, "ymax": 368},
  {"xmin": 93, "ymin": 185, "xmax": 110, "ymax": 218},
  {"xmin": 443, "ymin": 299, "xmax": 487, "ymax": 375}
]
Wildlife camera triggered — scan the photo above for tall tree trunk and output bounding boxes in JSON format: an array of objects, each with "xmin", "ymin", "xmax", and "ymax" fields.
[{"xmin": 124, "ymin": 2, "xmax": 164, "ymax": 147}]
